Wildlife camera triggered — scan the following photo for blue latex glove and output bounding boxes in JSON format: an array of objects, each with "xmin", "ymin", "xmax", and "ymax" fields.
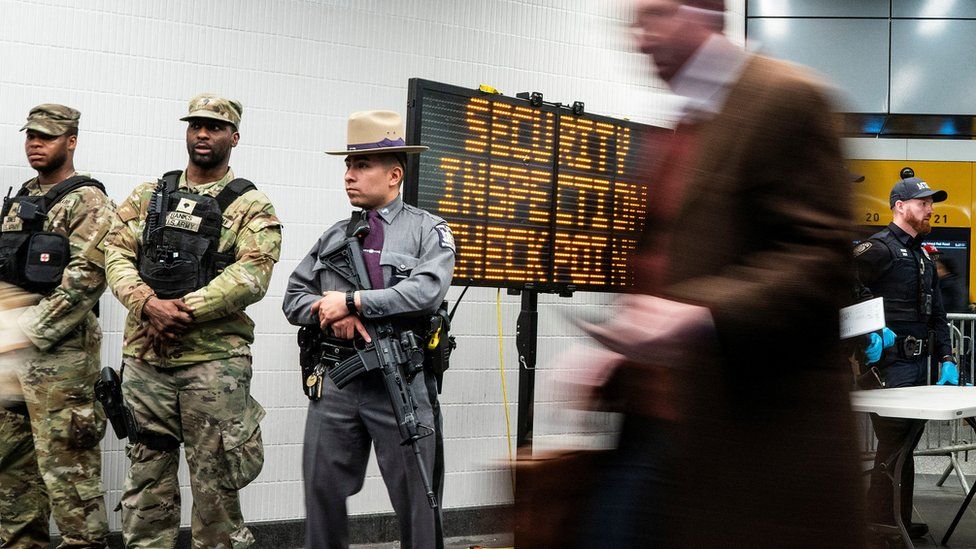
[
  {"xmin": 881, "ymin": 327, "xmax": 895, "ymax": 349},
  {"xmin": 937, "ymin": 361, "xmax": 960, "ymax": 386},
  {"xmin": 865, "ymin": 333, "xmax": 883, "ymax": 364}
]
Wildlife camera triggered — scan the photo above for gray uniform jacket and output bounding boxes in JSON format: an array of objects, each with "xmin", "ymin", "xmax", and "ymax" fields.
[{"xmin": 283, "ymin": 195, "xmax": 455, "ymax": 324}]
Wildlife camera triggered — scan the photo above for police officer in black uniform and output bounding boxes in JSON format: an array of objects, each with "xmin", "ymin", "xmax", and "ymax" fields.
[{"xmin": 854, "ymin": 168, "xmax": 959, "ymax": 539}]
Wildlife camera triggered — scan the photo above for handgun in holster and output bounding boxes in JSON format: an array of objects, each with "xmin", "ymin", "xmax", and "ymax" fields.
[
  {"xmin": 94, "ymin": 366, "xmax": 136, "ymax": 439},
  {"xmin": 424, "ymin": 301, "xmax": 456, "ymax": 393},
  {"xmin": 94, "ymin": 365, "xmax": 180, "ymax": 451}
]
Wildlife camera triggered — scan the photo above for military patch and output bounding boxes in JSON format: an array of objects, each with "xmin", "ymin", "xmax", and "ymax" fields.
[
  {"xmin": 853, "ymin": 241, "xmax": 872, "ymax": 257},
  {"xmin": 84, "ymin": 224, "xmax": 110, "ymax": 265},
  {"xmin": 117, "ymin": 200, "xmax": 139, "ymax": 223},
  {"xmin": 176, "ymin": 198, "xmax": 197, "ymax": 214},
  {"xmin": 2, "ymin": 217, "xmax": 22, "ymax": 233},
  {"xmin": 165, "ymin": 211, "xmax": 203, "ymax": 232},
  {"xmin": 1, "ymin": 204, "xmax": 22, "ymax": 232},
  {"xmin": 435, "ymin": 224, "xmax": 455, "ymax": 252}
]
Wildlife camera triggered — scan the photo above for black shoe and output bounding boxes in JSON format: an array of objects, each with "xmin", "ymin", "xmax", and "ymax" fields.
[{"xmin": 908, "ymin": 522, "xmax": 929, "ymax": 539}]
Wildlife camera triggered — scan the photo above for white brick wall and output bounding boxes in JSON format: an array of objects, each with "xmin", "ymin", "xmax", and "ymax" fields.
[{"xmin": 0, "ymin": 0, "xmax": 743, "ymax": 530}]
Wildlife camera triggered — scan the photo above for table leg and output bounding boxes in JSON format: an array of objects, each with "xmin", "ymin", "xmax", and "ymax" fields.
[
  {"xmin": 940, "ymin": 417, "xmax": 976, "ymax": 545},
  {"xmin": 941, "ymin": 480, "xmax": 976, "ymax": 545},
  {"xmin": 887, "ymin": 420, "xmax": 925, "ymax": 549}
]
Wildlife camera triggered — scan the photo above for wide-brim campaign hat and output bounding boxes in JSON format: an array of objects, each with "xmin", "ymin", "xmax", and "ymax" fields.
[{"xmin": 325, "ymin": 110, "xmax": 428, "ymax": 155}]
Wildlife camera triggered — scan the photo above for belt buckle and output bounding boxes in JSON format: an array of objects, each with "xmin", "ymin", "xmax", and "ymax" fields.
[{"xmin": 904, "ymin": 336, "xmax": 922, "ymax": 357}]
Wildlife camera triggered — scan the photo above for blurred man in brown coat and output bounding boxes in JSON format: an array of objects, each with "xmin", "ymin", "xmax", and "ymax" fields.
[{"xmin": 575, "ymin": 1, "xmax": 866, "ymax": 546}]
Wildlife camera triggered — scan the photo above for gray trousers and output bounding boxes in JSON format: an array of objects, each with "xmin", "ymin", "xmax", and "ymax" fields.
[{"xmin": 304, "ymin": 369, "xmax": 440, "ymax": 549}]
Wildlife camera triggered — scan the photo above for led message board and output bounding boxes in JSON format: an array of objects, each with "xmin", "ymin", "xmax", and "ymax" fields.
[{"xmin": 404, "ymin": 79, "xmax": 663, "ymax": 293}]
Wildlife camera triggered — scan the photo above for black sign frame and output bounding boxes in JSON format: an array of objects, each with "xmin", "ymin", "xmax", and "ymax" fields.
[{"xmin": 404, "ymin": 78, "xmax": 664, "ymax": 294}]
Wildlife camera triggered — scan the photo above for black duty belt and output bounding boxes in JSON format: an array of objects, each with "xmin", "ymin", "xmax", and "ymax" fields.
[{"xmin": 895, "ymin": 335, "xmax": 928, "ymax": 359}]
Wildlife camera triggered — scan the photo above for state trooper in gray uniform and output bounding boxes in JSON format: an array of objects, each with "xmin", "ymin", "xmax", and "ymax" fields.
[{"xmin": 283, "ymin": 110, "xmax": 455, "ymax": 549}]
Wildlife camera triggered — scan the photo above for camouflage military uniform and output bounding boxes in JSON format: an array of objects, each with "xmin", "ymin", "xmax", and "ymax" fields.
[
  {"xmin": 105, "ymin": 165, "xmax": 281, "ymax": 548},
  {"xmin": 0, "ymin": 163, "xmax": 114, "ymax": 545}
]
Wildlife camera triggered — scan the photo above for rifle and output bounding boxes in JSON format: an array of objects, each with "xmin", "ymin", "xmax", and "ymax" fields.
[{"xmin": 316, "ymin": 232, "xmax": 439, "ymax": 509}]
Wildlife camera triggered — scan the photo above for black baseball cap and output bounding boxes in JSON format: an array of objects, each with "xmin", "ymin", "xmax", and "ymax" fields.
[{"xmin": 889, "ymin": 177, "xmax": 947, "ymax": 208}]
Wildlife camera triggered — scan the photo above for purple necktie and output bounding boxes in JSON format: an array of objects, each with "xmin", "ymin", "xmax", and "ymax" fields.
[{"xmin": 362, "ymin": 210, "xmax": 385, "ymax": 290}]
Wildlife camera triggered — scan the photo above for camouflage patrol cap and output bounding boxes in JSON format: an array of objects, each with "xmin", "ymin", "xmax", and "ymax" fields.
[
  {"xmin": 179, "ymin": 93, "xmax": 242, "ymax": 129},
  {"xmin": 20, "ymin": 104, "xmax": 80, "ymax": 136}
]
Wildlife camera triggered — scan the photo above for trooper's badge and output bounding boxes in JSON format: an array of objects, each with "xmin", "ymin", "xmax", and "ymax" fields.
[
  {"xmin": 435, "ymin": 224, "xmax": 455, "ymax": 252},
  {"xmin": 853, "ymin": 242, "xmax": 872, "ymax": 257}
]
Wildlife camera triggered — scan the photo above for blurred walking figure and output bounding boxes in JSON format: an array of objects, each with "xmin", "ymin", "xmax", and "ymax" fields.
[
  {"xmin": 566, "ymin": 1, "xmax": 866, "ymax": 546},
  {"xmin": 0, "ymin": 104, "xmax": 113, "ymax": 548}
]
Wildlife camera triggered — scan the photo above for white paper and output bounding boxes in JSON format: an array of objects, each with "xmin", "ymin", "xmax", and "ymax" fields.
[{"xmin": 839, "ymin": 297, "xmax": 885, "ymax": 339}]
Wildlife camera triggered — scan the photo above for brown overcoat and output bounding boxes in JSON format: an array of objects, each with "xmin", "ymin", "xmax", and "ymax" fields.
[{"xmin": 636, "ymin": 54, "xmax": 866, "ymax": 547}]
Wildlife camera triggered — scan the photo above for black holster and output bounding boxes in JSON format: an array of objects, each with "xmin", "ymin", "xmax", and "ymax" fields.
[
  {"xmin": 94, "ymin": 365, "xmax": 180, "ymax": 451},
  {"xmin": 94, "ymin": 366, "xmax": 132, "ymax": 439},
  {"xmin": 298, "ymin": 325, "xmax": 358, "ymax": 398}
]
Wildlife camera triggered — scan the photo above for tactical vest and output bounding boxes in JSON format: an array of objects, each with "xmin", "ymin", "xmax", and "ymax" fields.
[
  {"xmin": 868, "ymin": 227, "xmax": 935, "ymax": 323},
  {"xmin": 137, "ymin": 170, "xmax": 255, "ymax": 299},
  {"xmin": 0, "ymin": 175, "xmax": 106, "ymax": 293}
]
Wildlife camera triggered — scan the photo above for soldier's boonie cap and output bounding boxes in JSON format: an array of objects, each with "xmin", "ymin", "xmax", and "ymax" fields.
[
  {"xmin": 889, "ymin": 177, "xmax": 947, "ymax": 208},
  {"xmin": 180, "ymin": 94, "xmax": 242, "ymax": 128},
  {"xmin": 20, "ymin": 104, "xmax": 80, "ymax": 136}
]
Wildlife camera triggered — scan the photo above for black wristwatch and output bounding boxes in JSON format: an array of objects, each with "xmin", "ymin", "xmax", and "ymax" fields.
[{"xmin": 345, "ymin": 290, "xmax": 357, "ymax": 314}]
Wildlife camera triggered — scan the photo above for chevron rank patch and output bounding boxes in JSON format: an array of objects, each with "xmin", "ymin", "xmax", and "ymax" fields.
[{"xmin": 176, "ymin": 198, "xmax": 198, "ymax": 213}]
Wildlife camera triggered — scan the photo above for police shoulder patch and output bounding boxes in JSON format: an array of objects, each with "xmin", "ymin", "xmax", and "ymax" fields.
[
  {"xmin": 853, "ymin": 241, "xmax": 872, "ymax": 257},
  {"xmin": 435, "ymin": 224, "xmax": 455, "ymax": 252}
]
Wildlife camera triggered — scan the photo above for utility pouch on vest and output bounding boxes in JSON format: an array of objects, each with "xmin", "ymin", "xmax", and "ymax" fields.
[
  {"xmin": 139, "ymin": 222, "xmax": 211, "ymax": 298},
  {"xmin": 0, "ymin": 176, "xmax": 105, "ymax": 293},
  {"xmin": 138, "ymin": 171, "xmax": 255, "ymax": 298},
  {"xmin": 23, "ymin": 232, "xmax": 70, "ymax": 286},
  {"xmin": 0, "ymin": 231, "xmax": 67, "ymax": 291}
]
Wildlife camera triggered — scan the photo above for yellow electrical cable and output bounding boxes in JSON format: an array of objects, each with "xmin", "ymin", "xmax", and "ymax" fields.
[{"xmin": 496, "ymin": 289, "xmax": 516, "ymax": 497}]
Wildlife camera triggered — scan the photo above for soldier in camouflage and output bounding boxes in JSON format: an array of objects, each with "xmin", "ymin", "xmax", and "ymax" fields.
[
  {"xmin": 104, "ymin": 94, "xmax": 281, "ymax": 548},
  {"xmin": 0, "ymin": 104, "xmax": 112, "ymax": 548}
]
